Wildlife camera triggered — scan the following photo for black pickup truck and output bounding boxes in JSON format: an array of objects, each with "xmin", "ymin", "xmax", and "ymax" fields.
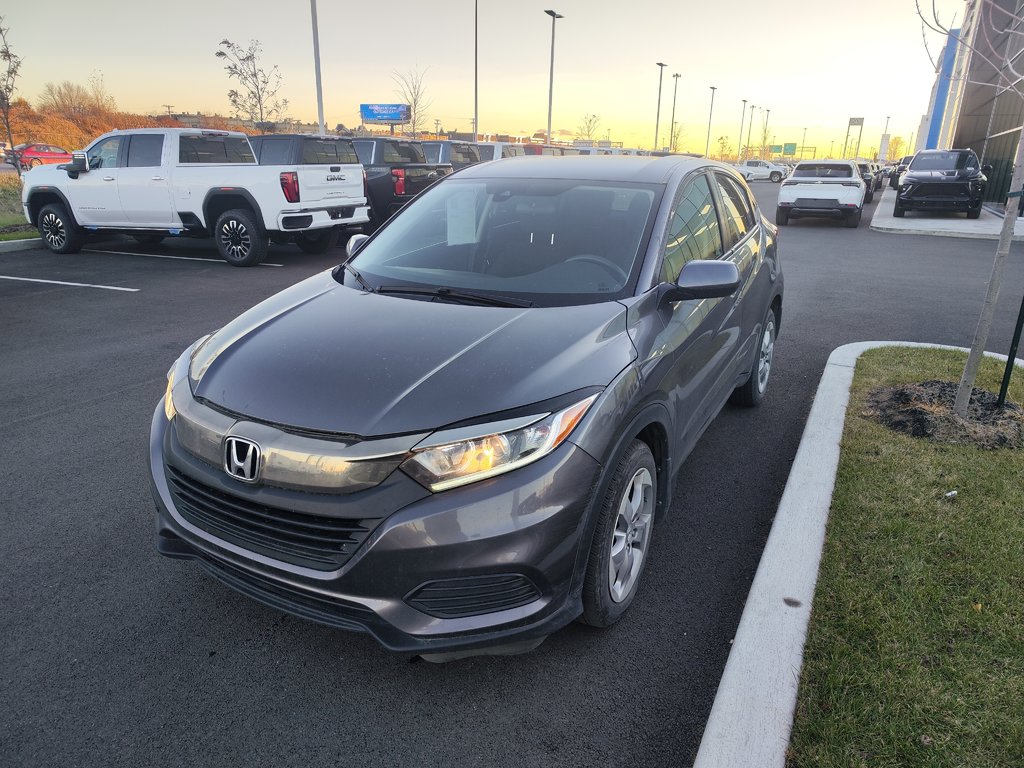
[{"xmin": 352, "ymin": 137, "xmax": 453, "ymax": 230}]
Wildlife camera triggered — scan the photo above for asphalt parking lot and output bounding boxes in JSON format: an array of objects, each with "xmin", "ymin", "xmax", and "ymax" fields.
[{"xmin": 3, "ymin": 185, "xmax": 1023, "ymax": 767}]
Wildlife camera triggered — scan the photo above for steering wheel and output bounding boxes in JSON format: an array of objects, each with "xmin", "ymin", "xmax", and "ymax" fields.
[{"xmin": 563, "ymin": 254, "xmax": 629, "ymax": 284}]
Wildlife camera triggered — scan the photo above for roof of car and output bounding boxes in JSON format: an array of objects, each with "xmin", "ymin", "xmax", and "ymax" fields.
[
  {"xmin": 456, "ymin": 155, "xmax": 732, "ymax": 184},
  {"xmin": 252, "ymin": 134, "xmax": 354, "ymax": 141}
]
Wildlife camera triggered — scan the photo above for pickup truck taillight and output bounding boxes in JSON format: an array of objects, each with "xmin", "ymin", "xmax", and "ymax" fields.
[
  {"xmin": 392, "ymin": 168, "xmax": 406, "ymax": 196},
  {"xmin": 362, "ymin": 168, "xmax": 368, "ymax": 199},
  {"xmin": 280, "ymin": 171, "xmax": 300, "ymax": 203}
]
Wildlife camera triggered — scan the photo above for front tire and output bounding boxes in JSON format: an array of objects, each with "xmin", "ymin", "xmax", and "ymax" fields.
[
  {"xmin": 893, "ymin": 201, "xmax": 906, "ymax": 218},
  {"xmin": 731, "ymin": 306, "xmax": 777, "ymax": 407},
  {"xmin": 775, "ymin": 206, "xmax": 790, "ymax": 225},
  {"xmin": 296, "ymin": 227, "xmax": 340, "ymax": 254},
  {"xmin": 966, "ymin": 207, "xmax": 981, "ymax": 220},
  {"xmin": 37, "ymin": 203, "xmax": 84, "ymax": 254},
  {"xmin": 581, "ymin": 440, "xmax": 657, "ymax": 628},
  {"xmin": 215, "ymin": 209, "xmax": 267, "ymax": 267}
]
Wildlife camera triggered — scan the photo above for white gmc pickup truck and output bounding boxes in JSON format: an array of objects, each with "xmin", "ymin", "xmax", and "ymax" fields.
[
  {"xmin": 21, "ymin": 128, "xmax": 369, "ymax": 266},
  {"xmin": 734, "ymin": 159, "xmax": 789, "ymax": 183}
]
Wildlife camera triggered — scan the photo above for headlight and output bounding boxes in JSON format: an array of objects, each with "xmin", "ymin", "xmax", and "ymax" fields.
[
  {"xmin": 187, "ymin": 333, "xmax": 217, "ymax": 384},
  {"xmin": 401, "ymin": 394, "xmax": 598, "ymax": 492}
]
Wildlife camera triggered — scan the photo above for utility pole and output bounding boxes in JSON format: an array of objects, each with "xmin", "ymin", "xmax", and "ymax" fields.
[
  {"xmin": 669, "ymin": 73, "xmax": 681, "ymax": 152},
  {"xmin": 434, "ymin": 119, "xmax": 442, "ymax": 137},
  {"xmin": 162, "ymin": 104, "xmax": 174, "ymax": 117},
  {"xmin": 738, "ymin": 99, "xmax": 747, "ymax": 162},
  {"xmin": 654, "ymin": 63, "xmax": 667, "ymax": 151},
  {"xmin": 544, "ymin": 10, "xmax": 563, "ymax": 145},
  {"xmin": 704, "ymin": 86, "xmax": 717, "ymax": 158}
]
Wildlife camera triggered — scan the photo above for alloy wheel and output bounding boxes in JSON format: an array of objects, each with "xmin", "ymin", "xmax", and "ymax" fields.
[
  {"xmin": 608, "ymin": 466, "xmax": 654, "ymax": 603},
  {"xmin": 757, "ymin": 317, "xmax": 776, "ymax": 394},
  {"xmin": 220, "ymin": 219, "xmax": 251, "ymax": 261},
  {"xmin": 41, "ymin": 212, "xmax": 67, "ymax": 249}
]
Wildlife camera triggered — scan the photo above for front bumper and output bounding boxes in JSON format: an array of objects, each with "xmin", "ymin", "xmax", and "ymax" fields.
[
  {"xmin": 896, "ymin": 189, "xmax": 981, "ymax": 212},
  {"xmin": 148, "ymin": 404, "xmax": 602, "ymax": 654}
]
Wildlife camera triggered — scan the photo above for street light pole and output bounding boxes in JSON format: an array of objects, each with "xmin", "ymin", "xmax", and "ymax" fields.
[
  {"xmin": 669, "ymin": 72, "xmax": 681, "ymax": 152},
  {"xmin": 738, "ymin": 99, "xmax": 747, "ymax": 162},
  {"xmin": 801, "ymin": 127, "xmax": 807, "ymax": 158},
  {"xmin": 746, "ymin": 104, "xmax": 756, "ymax": 161},
  {"xmin": 309, "ymin": 0, "xmax": 326, "ymax": 136},
  {"xmin": 474, "ymin": 0, "xmax": 479, "ymax": 140},
  {"xmin": 704, "ymin": 86, "xmax": 717, "ymax": 158},
  {"xmin": 762, "ymin": 107, "xmax": 771, "ymax": 155},
  {"xmin": 544, "ymin": 9, "xmax": 563, "ymax": 145},
  {"xmin": 654, "ymin": 63, "xmax": 667, "ymax": 151}
]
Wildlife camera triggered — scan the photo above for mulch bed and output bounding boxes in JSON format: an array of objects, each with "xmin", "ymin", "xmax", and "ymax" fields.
[
  {"xmin": 865, "ymin": 380, "xmax": 1024, "ymax": 449},
  {"xmin": 0, "ymin": 223, "xmax": 34, "ymax": 235}
]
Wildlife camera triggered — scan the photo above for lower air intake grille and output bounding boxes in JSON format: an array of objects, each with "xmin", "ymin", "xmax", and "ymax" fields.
[{"xmin": 406, "ymin": 574, "xmax": 541, "ymax": 619}]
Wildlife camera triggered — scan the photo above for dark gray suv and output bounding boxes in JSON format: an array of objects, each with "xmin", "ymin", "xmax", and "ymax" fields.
[{"xmin": 150, "ymin": 156, "xmax": 783, "ymax": 657}]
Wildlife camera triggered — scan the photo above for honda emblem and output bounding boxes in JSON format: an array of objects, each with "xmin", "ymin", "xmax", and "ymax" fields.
[{"xmin": 223, "ymin": 437, "xmax": 261, "ymax": 483}]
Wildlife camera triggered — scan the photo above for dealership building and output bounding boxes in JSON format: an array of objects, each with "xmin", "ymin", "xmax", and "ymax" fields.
[{"xmin": 920, "ymin": 0, "xmax": 1024, "ymax": 204}]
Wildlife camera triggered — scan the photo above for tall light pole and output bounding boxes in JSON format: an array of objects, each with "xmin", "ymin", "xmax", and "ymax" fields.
[
  {"xmin": 474, "ymin": 0, "xmax": 479, "ymax": 140},
  {"xmin": 704, "ymin": 86, "xmax": 717, "ymax": 158},
  {"xmin": 309, "ymin": 0, "xmax": 326, "ymax": 136},
  {"xmin": 669, "ymin": 72, "xmax": 681, "ymax": 152},
  {"xmin": 654, "ymin": 63, "xmax": 667, "ymax": 151},
  {"xmin": 544, "ymin": 9, "xmax": 563, "ymax": 145},
  {"xmin": 737, "ymin": 99, "xmax": 747, "ymax": 162},
  {"xmin": 762, "ymin": 107, "xmax": 771, "ymax": 155},
  {"xmin": 746, "ymin": 104, "xmax": 756, "ymax": 160},
  {"xmin": 801, "ymin": 126, "xmax": 807, "ymax": 159}
]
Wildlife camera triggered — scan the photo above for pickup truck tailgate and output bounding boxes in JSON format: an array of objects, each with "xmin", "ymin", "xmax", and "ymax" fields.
[{"xmin": 296, "ymin": 164, "xmax": 365, "ymax": 206}]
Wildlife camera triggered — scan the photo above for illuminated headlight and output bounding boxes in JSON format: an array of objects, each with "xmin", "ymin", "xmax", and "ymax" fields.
[{"xmin": 401, "ymin": 395, "xmax": 598, "ymax": 492}]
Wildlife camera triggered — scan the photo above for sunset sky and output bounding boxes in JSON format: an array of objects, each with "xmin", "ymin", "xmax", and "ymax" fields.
[{"xmin": 4, "ymin": 0, "xmax": 966, "ymax": 154}]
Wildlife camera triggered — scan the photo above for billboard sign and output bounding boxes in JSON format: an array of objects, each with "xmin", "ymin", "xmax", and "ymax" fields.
[{"xmin": 360, "ymin": 104, "xmax": 411, "ymax": 124}]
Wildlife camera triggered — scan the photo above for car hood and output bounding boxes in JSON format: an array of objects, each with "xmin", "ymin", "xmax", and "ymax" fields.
[
  {"xmin": 903, "ymin": 169, "xmax": 983, "ymax": 183},
  {"xmin": 191, "ymin": 271, "xmax": 635, "ymax": 437}
]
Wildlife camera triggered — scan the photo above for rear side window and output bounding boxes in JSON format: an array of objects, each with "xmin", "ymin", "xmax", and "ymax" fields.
[
  {"xmin": 713, "ymin": 174, "xmax": 756, "ymax": 246},
  {"xmin": 126, "ymin": 134, "xmax": 164, "ymax": 167},
  {"xmin": 353, "ymin": 141, "xmax": 373, "ymax": 164},
  {"xmin": 301, "ymin": 138, "xmax": 359, "ymax": 165},
  {"xmin": 450, "ymin": 144, "xmax": 480, "ymax": 165},
  {"xmin": 380, "ymin": 141, "xmax": 426, "ymax": 164},
  {"xmin": 661, "ymin": 174, "xmax": 723, "ymax": 283},
  {"xmin": 257, "ymin": 138, "xmax": 292, "ymax": 165},
  {"xmin": 422, "ymin": 144, "xmax": 442, "ymax": 163},
  {"xmin": 178, "ymin": 135, "xmax": 255, "ymax": 164}
]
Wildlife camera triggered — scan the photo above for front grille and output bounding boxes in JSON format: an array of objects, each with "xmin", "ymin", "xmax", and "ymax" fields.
[
  {"xmin": 167, "ymin": 465, "xmax": 370, "ymax": 571},
  {"xmin": 911, "ymin": 183, "xmax": 969, "ymax": 197},
  {"xmin": 406, "ymin": 574, "xmax": 541, "ymax": 619},
  {"xmin": 196, "ymin": 555, "xmax": 372, "ymax": 632}
]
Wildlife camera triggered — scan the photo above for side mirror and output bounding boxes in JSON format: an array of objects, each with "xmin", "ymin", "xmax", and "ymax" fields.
[
  {"xmin": 62, "ymin": 151, "xmax": 89, "ymax": 179},
  {"xmin": 663, "ymin": 260, "xmax": 741, "ymax": 302},
  {"xmin": 346, "ymin": 233, "xmax": 369, "ymax": 258},
  {"xmin": 981, "ymin": 164, "xmax": 993, "ymax": 174}
]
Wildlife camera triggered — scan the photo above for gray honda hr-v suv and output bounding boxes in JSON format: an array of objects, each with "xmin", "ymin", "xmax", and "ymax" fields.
[{"xmin": 150, "ymin": 156, "xmax": 783, "ymax": 657}]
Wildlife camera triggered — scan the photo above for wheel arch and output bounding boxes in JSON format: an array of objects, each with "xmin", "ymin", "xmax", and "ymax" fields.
[
  {"xmin": 202, "ymin": 189, "xmax": 266, "ymax": 235},
  {"xmin": 27, "ymin": 187, "xmax": 77, "ymax": 227}
]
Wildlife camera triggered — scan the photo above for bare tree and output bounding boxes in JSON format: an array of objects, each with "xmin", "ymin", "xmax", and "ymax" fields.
[
  {"xmin": 717, "ymin": 135, "xmax": 730, "ymax": 161},
  {"xmin": 0, "ymin": 16, "xmax": 22, "ymax": 177},
  {"xmin": 578, "ymin": 113, "xmax": 601, "ymax": 141},
  {"xmin": 38, "ymin": 73, "xmax": 117, "ymax": 120},
  {"xmin": 215, "ymin": 39, "xmax": 288, "ymax": 131},
  {"xmin": 392, "ymin": 68, "xmax": 431, "ymax": 137},
  {"xmin": 916, "ymin": 1, "xmax": 1024, "ymax": 415}
]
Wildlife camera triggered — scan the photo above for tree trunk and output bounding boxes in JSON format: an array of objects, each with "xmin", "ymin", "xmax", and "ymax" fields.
[{"xmin": 953, "ymin": 128, "xmax": 1024, "ymax": 416}]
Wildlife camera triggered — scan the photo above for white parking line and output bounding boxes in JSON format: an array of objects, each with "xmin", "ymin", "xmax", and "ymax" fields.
[
  {"xmin": 83, "ymin": 249, "xmax": 283, "ymax": 267},
  {"xmin": 0, "ymin": 275, "xmax": 140, "ymax": 292}
]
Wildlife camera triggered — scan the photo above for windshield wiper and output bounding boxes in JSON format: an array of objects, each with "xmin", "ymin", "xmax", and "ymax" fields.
[
  {"xmin": 340, "ymin": 262, "xmax": 373, "ymax": 293},
  {"xmin": 374, "ymin": 285, "xmax": 534, "ymax": 308}
]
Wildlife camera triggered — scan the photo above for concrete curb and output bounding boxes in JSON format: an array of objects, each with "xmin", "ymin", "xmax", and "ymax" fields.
[
  {"xmin": 693, "ymin": 341, "xmax": 1024, "ymax": 768},
  {"xmin": 0, "ymin": 237, "xmax": 41, "ymax": 252},
  {"xmin": 869, "ymin": 188, "xmax": 1024, "ymax": 241}
]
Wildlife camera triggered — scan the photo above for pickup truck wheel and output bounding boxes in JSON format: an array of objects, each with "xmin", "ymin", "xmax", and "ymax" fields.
[
  {"xmin": 38, "ymin": 203, "xmax": 84, "ymax": 254},
  {"xmin": 131, "ymin": 234, "xmax": 164, "ymax": 246},
  {"xmin": 844, "ymin": 208, "xmax": 862, "ymax": 228},
  {"xmin": 296, "ymin": 227, "xmax": 340, "ymax": 254},
  {"xmin": 775, "ymin": 207, "xmax": 790, "ymax": 225},
  {"xmin": 769, "ymin": 171, "xmax": 782, "ymax": 183},
  {"xmin": 215, "ymin": 209, "xmax": 266, "ymax": 267}
]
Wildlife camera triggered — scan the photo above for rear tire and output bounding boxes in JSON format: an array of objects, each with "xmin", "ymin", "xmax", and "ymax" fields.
[
  {"xmin": 731, "ymin": 305, "xmax": 778, "ymax": 407},
  {"xmin": 37, "ymin": 203, "xmax": 85, "ymax": 254},
  {"xmin": 844, "ymin": 208, "xmax": 862, "ymax": 228},
  {"xmin": 865, "ymin": 189, "xmax": 874, "ymax": 204},
  {"xmin": 214, "ymin": 209, "xmax": 267, "ymax": 267},
  {"xmin": 296, "ymin": 227, "xmax": 340, "ymax": 254},
  {"xmin": 775, "ymin": 207, "xmax": 790, "ymax": 226},
  {"xmin": 966, "ymin": 207, "xmax": 981, "ymax": 220},
  {"xmin": 580, "ymin": 440, "xmax": 657, "ymax": 628}
]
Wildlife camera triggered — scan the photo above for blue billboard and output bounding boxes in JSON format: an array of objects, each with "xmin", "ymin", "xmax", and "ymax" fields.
[{"xmin": 360, "ymin": 104, "xmax": 411, "ymax": 125}]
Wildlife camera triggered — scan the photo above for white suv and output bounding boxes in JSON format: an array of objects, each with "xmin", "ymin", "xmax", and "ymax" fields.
[{"xmin": 775, "ymin": 160, "xmax": 866, "ymax": 228}]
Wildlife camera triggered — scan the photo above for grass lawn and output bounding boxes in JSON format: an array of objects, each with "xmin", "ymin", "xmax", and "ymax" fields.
[{"xmin": 787, "ymin": 347, "xmax": 1023, "ymax": 768}]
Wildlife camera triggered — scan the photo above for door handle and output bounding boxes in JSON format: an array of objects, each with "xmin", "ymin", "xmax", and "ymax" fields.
[
  {"xmin": 151, "ymin": 176, "xmax": 165, "ymax": 181},
  {"xmin": 103, "ymin": 176, "xmax": 115, "ymax": 181}
]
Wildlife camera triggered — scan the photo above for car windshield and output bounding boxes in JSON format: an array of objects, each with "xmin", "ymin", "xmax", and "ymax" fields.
[
  {"xmin": 909, "ymin": 151, "xmax": 975, "ymax": 170},
  {"xmin": 792, "ymin": 163, "xmax": 853, "ymax": 178},
  {"xmin": 348, "ymin": 177, "xmax": 661, "ymax": 307}
]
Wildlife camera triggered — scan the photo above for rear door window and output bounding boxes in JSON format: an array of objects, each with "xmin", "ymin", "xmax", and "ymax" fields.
[
  {"xmin": 380, "ymin": 141, "xmax": 426, "ymax": 164},
  {"xmin": 257, "ymin": 138, "xmax": 292, "ymax": 165},
  {"xmin": 713, "ymin": 173, "xmax": 756, "ymax": 248},
  {"xmin": 126, "ymin": 134, "xmax": 164, "ymax": 167},
  {"xmin": 450, "ymin": 144, "xmax": 480, "ymax": 165}
]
